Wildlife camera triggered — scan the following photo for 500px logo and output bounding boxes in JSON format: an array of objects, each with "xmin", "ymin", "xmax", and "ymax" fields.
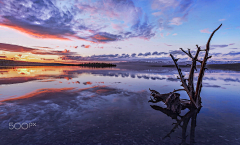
[{"xmin": 9, "ymin": 122, "xmax": 36, "ymax": 130}]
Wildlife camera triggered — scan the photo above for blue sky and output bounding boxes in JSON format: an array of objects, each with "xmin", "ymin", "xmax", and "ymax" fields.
[{"xmin": 0, "ymin": 0, "xmax": 239, "ymax": 63}]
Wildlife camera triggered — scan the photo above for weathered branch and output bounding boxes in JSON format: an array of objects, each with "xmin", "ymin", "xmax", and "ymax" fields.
[
  {"xmin": 173, "ymin": 89, "xmax": 185, "ymax": 92},
  {"xmin": 195, "ymin": 24, "xmax": 222, "ymax": 106},
  {"xmin": 188, "ymin": 49, "xmax": 193, "ymax": 58},
  {"xmin": 170, "ymin": 54, "xmax": 198, "ymax": 108},
  {"xmin": 187, "ymin": 45, "xmax": 201, "ymax": 101},
  {"xmin": 180, "ymin": 48, "xmax": 193, "ymax": 59}
]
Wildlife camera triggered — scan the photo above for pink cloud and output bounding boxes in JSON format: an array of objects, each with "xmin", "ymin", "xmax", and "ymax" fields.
[
  {"xmin": 172, "ymin": 33, "xmax": 177, "ymax": 36},
  {"xmin": 170, "ymin": 17, "xmax": 182, "ymax": 25},
  {"xmin": 152, "ymin": 11, "xmax": 162, "ymax": 16},
  {"xmin": 200, "ymin": 28, "xmax": 211, "ymax": 34},
  {"xmin": 111, "ymin": 23, "xmax": 128, "ymax": 31},
  {"xmin": 219, "ymin": 19, "xmax": 226, "ymax": 21},
  {"xmin": 160, "ymin": 33, "xmax": 164, "ymax": 38},
  {"xmin": 164, "ymin": 43, "xmax": 172, "ymax": 46}
]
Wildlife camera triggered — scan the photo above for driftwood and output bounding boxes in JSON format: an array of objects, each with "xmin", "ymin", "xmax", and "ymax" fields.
[
  {"xmin": 149, "ymin": 24, "xmax": 222, "ymax": 111},
  {"xmin": 149, "ymin": 89, "xmax": 191, "ymax": 113}
]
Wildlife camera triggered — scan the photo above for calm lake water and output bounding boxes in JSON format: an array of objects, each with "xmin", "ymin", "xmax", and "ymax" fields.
[{"xmin": 0, "ymin": 66, "xmax": 240, "ymax": 145}]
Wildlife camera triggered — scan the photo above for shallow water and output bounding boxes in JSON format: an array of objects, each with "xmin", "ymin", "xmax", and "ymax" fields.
[{"xmin": 0, "ymin": 66, "xmax": 240, "ymax": 145}]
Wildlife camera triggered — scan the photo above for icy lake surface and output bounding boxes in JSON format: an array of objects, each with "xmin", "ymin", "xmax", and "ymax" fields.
[{"xmin": 0, "ymin": 66, "xmax": 240, "ymax": 144}]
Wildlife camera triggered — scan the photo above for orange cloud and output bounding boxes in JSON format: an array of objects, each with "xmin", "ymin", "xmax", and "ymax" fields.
[
  {"xmin": 85, "ymin": 45, "xmax": 90, "ymax": 48},
  {"xmin": 91, "ymin": 34, "xmax": 115, "ymax": 41},
  {"xmin": 83, "ymin": 81, "xmax": 92, "ymax": 85},
  {"xmin": 63, "ymin": 49, "xmax": 70, "ymax": 53},
  {"xmin": 0, "ymin": 23, "xmax": 70, "ymax": 40}
]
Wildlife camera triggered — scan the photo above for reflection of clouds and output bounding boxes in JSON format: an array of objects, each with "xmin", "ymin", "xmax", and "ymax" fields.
[
  {"xmin": 1, "ymin": 67, "xmax": 240, "ymax": 87},
  {"xmin": 0, "ymin": 86, "xmax": 148, "ymax": 129},
  {"xmin": 0, "ymin": 77, "xmax": 41, "ymax": 85},
  {"xmin": 0, "ymin": 84, "xmax": 159, "ymax": 144},
  {"xmin": 222, "ymin": 78, "xmax": 240, "ymax": 83},
  {"xmin": 203, "ymin": 77, "xmax": 217, "ymax": 81},
  {"xmin": 39, "ymin": 79, "xmax": 56, "ymax": 82},
  {"xmin": 202, "ymin": 83, "xmax": 221, "ymax": 88},
  {"xmin": 166, "ymin": 78, "xmax": 178, "ymax": 82}
]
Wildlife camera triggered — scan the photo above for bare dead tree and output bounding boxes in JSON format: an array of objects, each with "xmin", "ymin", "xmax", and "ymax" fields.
[{"xmin": 149, "ymin": 24, "xmax": 222, "ymax": 111}]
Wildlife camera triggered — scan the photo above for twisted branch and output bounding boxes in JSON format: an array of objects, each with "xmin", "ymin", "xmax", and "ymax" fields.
[
  {"xmin": 170, "ymin": 54, "xmax": 198, "ymax": 108},
  {"xmin": 195, "ymin": 24, "xmax": 222, "ymax": 105}
]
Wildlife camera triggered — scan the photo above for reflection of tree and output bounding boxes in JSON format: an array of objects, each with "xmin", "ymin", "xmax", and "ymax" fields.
[{"xmin": 150, "ymin": 105, "xmax": 201, "ymax": 145}]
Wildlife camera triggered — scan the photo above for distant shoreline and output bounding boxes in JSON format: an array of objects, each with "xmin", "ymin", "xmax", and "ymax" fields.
[
  {"xmin": 161, "ymin": 63, "xmax": 240, "ymax": 71},
  {"xmin": 1, "ymin": 59, "xmax": 239, "ymax": 71},
  {"xmin": 115, "ymin": 62, "xmax": 240, "ymax": 71}
]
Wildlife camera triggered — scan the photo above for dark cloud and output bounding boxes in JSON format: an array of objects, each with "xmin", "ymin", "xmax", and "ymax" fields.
[
  {"xmin": 0, "ymin": 43, "xmax": 77, "ymax": 55},
  {"xmin": 210, "ymin": 52, "xmax": 222, "ymax": 57},
  {"xmin": 0, "ymin": 56, "xmax": 6, "ymax": 58},
  {"xmin": 143, "ymin": 52, "xmax": 151, "ymax": 56},
  {"xmin": 131, "ymin": 53, "xmax": 136, "ymax": 57},
  {"xmin": 223, "ymin": 51, "xmax": 240, "ymax": 56},
  {"xmin": 152, "ymin": 51, "xmax": 168, "ymax": 55},
  {"xmin": 89, "ymin": 32, "xmax": 122, "ymax": 42},
  {"xmin": 0, "ymin": 0, "xmax": 78, "ymax": 40},
  {"xmin": 59, "ymin": 50, "xmax": 172, "ymax": 62},
  {"xmin": 0, "ymin": 0, "xmax": 156, "ymax": 42},
  {"xmin": 92, "ymin": 54, "xmax": 119, "ymax": 58},
  {"xmin": 59, "ymin": 53, "xmax": 120, "ymax": 61},
  {"xmin": 118, "ymin": 54, "xmax": 130, "ymax": 58},
  {"xmin": 211, "ymin": 45, "xmax": 228, "ymax": 48},
  {"xmin": 169, "ymin": 50, "xmax": 185, "ymax": 55},
  {"xmin": 152, "ymin": 51, "xmax": 158, "ymax": 55}
]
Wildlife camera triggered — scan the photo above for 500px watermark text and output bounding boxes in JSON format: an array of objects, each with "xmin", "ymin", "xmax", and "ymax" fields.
[{"xmin": 9, "ymin": 122, "xmax": 36, "ymax": 130}]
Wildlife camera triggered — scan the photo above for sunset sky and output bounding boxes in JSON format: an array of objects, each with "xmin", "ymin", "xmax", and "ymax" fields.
[{"xmin": 0, "ymin": 0, "xmax": 239, "ymax": 63}]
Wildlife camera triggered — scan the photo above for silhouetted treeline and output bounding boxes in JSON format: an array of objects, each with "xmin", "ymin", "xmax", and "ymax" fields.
[{"xmin": 73, "ymin": 62, "xmax": 117, "ymax": 68}]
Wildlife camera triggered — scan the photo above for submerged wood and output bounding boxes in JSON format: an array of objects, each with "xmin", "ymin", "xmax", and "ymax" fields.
[{"xmin": 149, "ymin": 24, "xmax": 222, "ymax": 111}]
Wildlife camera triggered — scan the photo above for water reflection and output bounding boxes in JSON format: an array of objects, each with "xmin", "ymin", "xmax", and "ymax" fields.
[
  {"xmin": 0, "ymin": 66, "xmax": 240, "ymax": 144},
  {"xmin": 150, "ymin": 105, "xmax": 201, "ymax": 145}
]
